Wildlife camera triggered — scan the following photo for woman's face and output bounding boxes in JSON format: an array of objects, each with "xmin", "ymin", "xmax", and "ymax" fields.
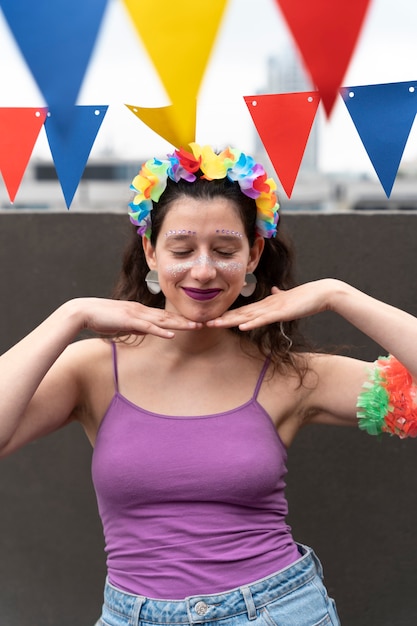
[{"xmin": 143, "ymin": 195, "xmax": 264, "ymax": 322}]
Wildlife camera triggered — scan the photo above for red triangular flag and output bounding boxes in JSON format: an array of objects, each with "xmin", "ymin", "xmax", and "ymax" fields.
[
  {"xmin": 274, "ymin": 0, "xmax": 371, "ymax": 116},
  {"xmin": 0, "ymin": 107, "xmax": 48, "ymax": 202},
  {"xmin": 244, "ymin": 92, "xmax": 320, "ymax": 197}
]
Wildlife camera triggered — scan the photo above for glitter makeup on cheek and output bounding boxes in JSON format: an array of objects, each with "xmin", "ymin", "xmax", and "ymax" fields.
[
  {"xmin": 165, "ymin": 261, "xmax": 194, "ymax": 277},
  {"xmin": 214, "ymin": 260, "xmax": 244, "ymax": 272},
  {"xmin": 165, "ymin": 255, "xmax": 244, "ymax": 277}
]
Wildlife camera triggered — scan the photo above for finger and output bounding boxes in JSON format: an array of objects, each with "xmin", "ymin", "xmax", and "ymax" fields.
[
  {"xmin": 146, "ymin": 313, "xmax": 201, "ymax": 331},
  {"xmin": 89, "ymin": 304, "xmax": 202, "ymax": 336},
  {"xmin": 132, "ymin": 320, "xmax": 177, "ymax": 338},
  {"xmin": 118, "ymin": 317, "xmax": 201, "ymax": 338},
  {"xmin": 128, "ymin": 306, "xmax": 202, "ymax": 331},
  {"xmin": 205, "ymin": 310, "xmax": 249, "ymax": 328},
  {"xmin": 206, "ymin": 308, "xmax": 266, "ymax": 329}
]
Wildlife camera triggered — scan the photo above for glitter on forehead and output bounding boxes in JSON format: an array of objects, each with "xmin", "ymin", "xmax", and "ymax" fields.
[
  {"xmin": 215, "ymin": 229, "xmax": 243, "ymax": 238},
  {"xmin": 165, "ymin": 229, "xmax": 197, "ymax": 238}
]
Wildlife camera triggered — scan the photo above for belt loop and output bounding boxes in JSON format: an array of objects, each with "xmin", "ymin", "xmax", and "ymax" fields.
[
  {"xmin": 240, "ymin": 586, "xmax": 257, "ymax": 620},
  {"xmin": 130, "ymin": 595, "xmax": 145, "ymax": 626}
]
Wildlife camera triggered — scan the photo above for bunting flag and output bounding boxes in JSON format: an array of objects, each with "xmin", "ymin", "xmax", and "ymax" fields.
[
  {"xmin": 274, "ymin": 0, "xmax": 371, "ymax": 117},
  {"xmin": 1, "ymin": 0, "xmax": 109, "ymax": 132},
  {"xmin": 44, "ymin": 105, "xmax": 108, "ymax": 207},
  {"xmin": 125, "ymin": 101, "xmax": 197, "ymax": 149},
  {"xmin": 341, "ymin": 81, "xmax": 417, "ymax": 196},
  {"xmin": 0, "ymin": 107, "xmax": 48, "ymax": 203},
  {"xmin": 244, "ymin": 92, "xmax": 320, "ymax": 197},
  {"xmin": 121, "ymin": 0, "xmax": 227, "ymax": 145}
]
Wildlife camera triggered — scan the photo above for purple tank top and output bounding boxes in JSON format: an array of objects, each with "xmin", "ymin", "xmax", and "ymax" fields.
[{"xmin": 92, "ymin": 343, "xmax": 299, "ymax": 599}]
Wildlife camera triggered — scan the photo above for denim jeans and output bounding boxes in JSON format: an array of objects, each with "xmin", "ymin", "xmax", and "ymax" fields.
[{"xmin": 97, "ymin": 544, "xmax": 340, "ymax": 626}]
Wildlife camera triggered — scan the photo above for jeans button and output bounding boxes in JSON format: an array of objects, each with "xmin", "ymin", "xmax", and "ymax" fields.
[{"xmin": 195, "ymin": 601, "xmax": 209, "ymax": 616}]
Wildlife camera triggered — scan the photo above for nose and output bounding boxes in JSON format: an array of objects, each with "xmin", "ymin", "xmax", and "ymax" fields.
[{"xmin": 189, "ymin": 255, "xmax": 217, "ymax": 283}]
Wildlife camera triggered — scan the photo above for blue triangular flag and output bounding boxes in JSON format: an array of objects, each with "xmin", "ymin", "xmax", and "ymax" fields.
[
  {"xmin": 1, "ymin": 0, "xmax": 109, "ymax": 132},
  {"xmin": 341, "ymin": 80, "xmax": 417, "ymax": 196},
  {"xmin": 44, "ymin": 105, "xmax": 108, "ymax": 207}
]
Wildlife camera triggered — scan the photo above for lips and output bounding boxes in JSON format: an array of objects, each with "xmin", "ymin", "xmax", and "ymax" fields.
[{"xmin": 182, "ymin": 287, "xmax": 222, "ymax": 301}]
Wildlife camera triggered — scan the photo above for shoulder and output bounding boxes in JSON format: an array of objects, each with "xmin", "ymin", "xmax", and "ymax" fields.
[
  {"xmin": 56, "ymin": 337, "xmax": 114, "ymax": 403},
  {"xmin": 63, "ymin": 338, "xmax": 117, "ymax": 439},
  {"xmin": 67, "ymin": 335, "xmax": 113, "ymax": 359},
  {"xmin": 56, "ymin": 337, "xmax": 113, "ymax": 376},
  {"xmin": 64, "ymin": 337, "xmax": 116, "ymax": 382}
]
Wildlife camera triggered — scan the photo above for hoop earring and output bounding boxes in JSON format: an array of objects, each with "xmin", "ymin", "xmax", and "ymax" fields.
[
  {"xmin": 240, "ymin": 273, "xmax": 257, "ymax": 297},
  {"xmin": 145, "ymin": 270, "xmax": 161, "ymax": 294}
]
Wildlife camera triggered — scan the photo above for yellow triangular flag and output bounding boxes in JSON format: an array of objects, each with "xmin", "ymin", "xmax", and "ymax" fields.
[
  {"xmin": 122, "ymin": 0, "xmax": 228, "ymax": 105},
  {"xmin": 126, "ymin": 100, "xmax": 197, "ymax": 148}
]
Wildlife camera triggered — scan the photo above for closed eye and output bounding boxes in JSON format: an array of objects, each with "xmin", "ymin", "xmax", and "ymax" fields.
[
  {"xmin": 171, "ymin": 250, "xmax": 193, "ymax": 257},
  {"xmin": 216, "ymin": 250, "xmax": 236, "ymax": 257}
]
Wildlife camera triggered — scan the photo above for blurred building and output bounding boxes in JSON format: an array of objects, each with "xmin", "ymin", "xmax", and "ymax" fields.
[
  {"xmin": 254, "ymin": 47, "xmax": 319, "ymax": 175},
  {"xmin": 0, "ymin": 158, "xmax": 140, "ymax": 213}
]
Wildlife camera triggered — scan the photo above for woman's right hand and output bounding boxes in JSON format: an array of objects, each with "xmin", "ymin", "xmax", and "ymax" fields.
[{"xmin": 72, "ymin": 297, "xmax": 202, "ymax": 338}]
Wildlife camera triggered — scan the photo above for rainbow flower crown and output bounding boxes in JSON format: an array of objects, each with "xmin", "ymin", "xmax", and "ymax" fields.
[{"xmin": 128, "ymin": 143, "xmax": 280, "ymax": 239}]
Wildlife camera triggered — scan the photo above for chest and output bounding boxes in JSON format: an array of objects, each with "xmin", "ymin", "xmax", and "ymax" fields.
[
  {"xmin": 92, "ymin": 395, "xmax": 288, "ymax": 505},
  {"xmin": 117, "ymin": 355, "xmax": 269, "ymax": 417}
]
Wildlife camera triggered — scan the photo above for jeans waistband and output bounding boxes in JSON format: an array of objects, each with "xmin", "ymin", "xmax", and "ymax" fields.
[{"xmin": 103, "ymin": 544, "xmax": 322, "ymax": 624}]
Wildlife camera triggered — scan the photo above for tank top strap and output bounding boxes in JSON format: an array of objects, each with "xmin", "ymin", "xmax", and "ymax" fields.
[
  {"xmin": 111, "ymin": 342, "xmax": 119, "ymax": 392},
  {"xmin": 252, "ymin": 357, "xmax": 271, "ymax": 400}
]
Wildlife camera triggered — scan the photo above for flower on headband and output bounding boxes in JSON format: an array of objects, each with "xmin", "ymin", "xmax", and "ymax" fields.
[
  {"xmin": 128, "ymin": 143, "xmax": 280, "ymax": 240},
  {"xmin": 176, "ymin": 147, "xmax": 202, "ymax": 173},
  {"xmin": 227, "ymin": 153, "xmax": 266, "ymax": 199},
  {"xmin": 167, "ymin": 147, "xmax": 201, "ymax": 183},
  {"xmin": 130, "ymin": 159, "xmax": 169, "ymax": 204},
  {"xmin": 256, "ymin": 177, "xmax": 279, "ymax": 238},
  {"xmin": 190, "ymin": 143, "xmax": 235, "ymax": 180},
  {"xmin": 256, "ymin": 201, "xmax": 279, "ymax": 238},
  {"xmin": 128, "ymin": 199, "xmax": 152, "ymax": 238}
]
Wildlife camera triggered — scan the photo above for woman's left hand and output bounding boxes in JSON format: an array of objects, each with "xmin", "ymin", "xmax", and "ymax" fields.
[{"xmin": 206, "ymin": 281, "xmax": 333, "ymax": 330}]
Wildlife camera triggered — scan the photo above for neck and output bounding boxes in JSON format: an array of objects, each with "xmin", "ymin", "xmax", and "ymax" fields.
[{"xmin": 147, "ymin": 325, "xmax": 236, "ymax": 357}]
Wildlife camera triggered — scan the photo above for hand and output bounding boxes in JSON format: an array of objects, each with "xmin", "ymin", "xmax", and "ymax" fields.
[
  {"xmin": 68, "ymin": 298, "xmax": 202, "ymax": 338},
  {"xmin": 206, "ymin": 280, "xmax": 336, "ymax": 330}
]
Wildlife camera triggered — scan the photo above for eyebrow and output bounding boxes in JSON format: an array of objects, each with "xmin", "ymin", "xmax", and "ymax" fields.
[
  {"xmin": 165, "ymin": 233, "xmax": 196, "ymax": 240},
  {"xmin": 214, "ymin": 235, "xmax": 243, "ymax": 242}
]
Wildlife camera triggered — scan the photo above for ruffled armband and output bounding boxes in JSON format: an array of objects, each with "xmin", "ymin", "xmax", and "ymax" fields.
[{"xmin": 356, "ymin": 355, "xmax": 417, "ymax": 438}]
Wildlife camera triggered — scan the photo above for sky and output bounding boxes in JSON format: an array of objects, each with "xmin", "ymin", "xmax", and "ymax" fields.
[{"xmin": 1, "ymin": 0, "xmax": 417, "ymax": 175}]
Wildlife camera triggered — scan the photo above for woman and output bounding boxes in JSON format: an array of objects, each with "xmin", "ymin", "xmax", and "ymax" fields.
[{"xmin": 1, "ymin": 144, "xmax": 416, "ymax": 626}]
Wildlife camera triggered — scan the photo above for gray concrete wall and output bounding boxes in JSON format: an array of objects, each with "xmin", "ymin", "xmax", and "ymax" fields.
[{"xmin": 0, "ymin": 212, "xmax": 416, "ymax": 625}]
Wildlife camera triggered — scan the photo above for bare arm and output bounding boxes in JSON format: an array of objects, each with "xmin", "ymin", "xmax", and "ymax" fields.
[
  {"xmin": 0, "ymin": 297, "xmax": 200, "ymax": 456},
  {"xmin": 0, "ymin": 301, "xmax": 84, "ymax": 454},
  {"xmin": 207, "ymin": 279, "xmax": 417, "ymax": 425}
]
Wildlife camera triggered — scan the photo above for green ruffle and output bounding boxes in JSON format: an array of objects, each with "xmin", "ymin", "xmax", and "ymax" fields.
[{"xmin": 356, "ymin": 366, "xmax": 390, "ymax": 436}]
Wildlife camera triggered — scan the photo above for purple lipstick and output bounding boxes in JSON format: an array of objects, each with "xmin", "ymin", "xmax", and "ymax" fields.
[{"xmin": 182, "ymin": 288, "xmax": 222, "ymax": 301}]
